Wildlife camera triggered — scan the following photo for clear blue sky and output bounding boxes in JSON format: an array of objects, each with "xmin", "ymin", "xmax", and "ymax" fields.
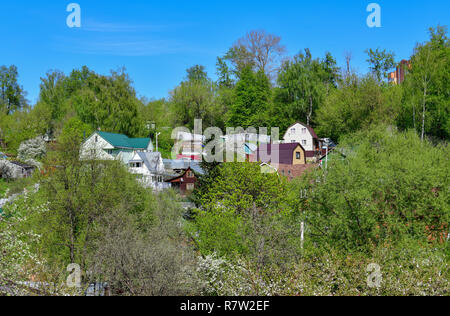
[{"xmin": 1, "ymin": 0, "xmax": 448, "ymax": 105}]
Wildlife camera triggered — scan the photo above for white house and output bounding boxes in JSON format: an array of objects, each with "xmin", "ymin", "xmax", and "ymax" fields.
[
  {"xmin": 128, "ymin": 152, "xmax": 170, "ymax": 191},
  {"xmin": 283, "ymin": 122, "xmax": 322, "ymax": 152},
  {"xmin": 80, "ymin": 131, "xmax": 153, "ymax": 161}
]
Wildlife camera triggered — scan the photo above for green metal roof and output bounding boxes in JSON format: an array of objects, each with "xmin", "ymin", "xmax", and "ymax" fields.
[{"xmin": 97, "ymin": 131, "xmax": 151, "ymax": 150}]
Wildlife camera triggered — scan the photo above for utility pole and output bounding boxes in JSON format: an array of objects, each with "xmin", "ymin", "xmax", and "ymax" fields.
[
  {"xmin": 155, "ymin": 132, "xmax": 161, "ymax": 153},
  {"xmin": 300, "ymin": 222, "xmax": 305, "ymax": 249}
]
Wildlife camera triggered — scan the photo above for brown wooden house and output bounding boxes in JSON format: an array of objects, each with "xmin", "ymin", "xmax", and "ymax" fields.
[{"xmin": 166, "ymin": 167, "xmax": 198, "ymax": 195}]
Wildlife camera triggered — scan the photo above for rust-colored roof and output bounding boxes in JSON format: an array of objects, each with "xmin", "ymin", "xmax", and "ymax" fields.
[{"xmin": 166, "ymin": 167, "xmax": 196, "ymax": 183}]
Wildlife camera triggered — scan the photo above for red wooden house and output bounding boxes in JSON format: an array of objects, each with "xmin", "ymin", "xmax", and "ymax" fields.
[{"xmin": 166, "ymin": 167, "xmax": 198, "ymax": 195}]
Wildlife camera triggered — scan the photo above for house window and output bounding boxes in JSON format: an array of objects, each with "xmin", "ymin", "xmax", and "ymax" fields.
[
  {"xmin": 296, "ymin": 152, "xmax": 301, "ymax": 160},
  {"xmin": 187, "ymin": 183, "xmax": 195, "ymax": 191},
  {"xmin": 302, "ymin": 140, "xmax": 307, "ymax": 146},
  {"xmin": 302, "ymin": 128, "xmax": 307, "ymax": 134},
  {"xmin": 187, "ymin": 171, "xmax": 194, "ymax": 178},
  {"xmin": 107, "ymin": 150, "xmax": 113, "ymax": 155},
  {"xmin": 291, "ymin": 128, "xmax": 296, "ymax": 134},
  {"xmin": 95, "ymin": 136, "xmax": 98, "ymax": 143}
]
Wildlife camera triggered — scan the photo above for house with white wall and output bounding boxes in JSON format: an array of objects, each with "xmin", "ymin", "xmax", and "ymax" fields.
[
  {"xmin": 80, "ymin": 131, "xmax": 153, "ymax": 161},
  {"xmin": 282, "ymin": 122, "xmax": 322, "ymax": 161},
  {"xmin": 128, "ymin": 152, "xmax": 170, "ymax": 191}
]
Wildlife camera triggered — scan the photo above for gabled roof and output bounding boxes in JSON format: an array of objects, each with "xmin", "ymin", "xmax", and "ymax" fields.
[
  {"xmin": 116, "ymin": 151, "xmax": 135, "ymax": 165},
  {"xmin": 163, "ymin": 159, "xmax": 205, "ymax": 175},
  {"xmin": 286, "ymin": 122, "xmax": 319, "ymax": 139},
  {"xmin": 11, "ymin": 161, "xmax": 35, "ymax": 169},
  {"xmin": 166, "ymin": 167, "xmax": 198, "ymax": 183},
  {"xmin": 97, "ymin": 131, "xmax": 151, "ymax": 150},
  {"xmin": 255, "ymin": 143, "xmax": 306, "ymax": 165},
  {"xmin": 131, "ymin": 152, "xmax": 164, "ymax": 174}
]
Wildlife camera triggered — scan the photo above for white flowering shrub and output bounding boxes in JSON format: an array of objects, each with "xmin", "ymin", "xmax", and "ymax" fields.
[
  {"xmin": 197, "ymin": 254, "xmax": 291, "ymax": 296},
  {"xmin": 0, "ymin": 160, "xmax": 14, "ymax": 180},
  {"xmin": 18, "ymin": 136, "xmax": 46, "ymax": 161},
  {"xmin": 197, "ymin": 247, "xmax": 449, "ymax": 296},
  {"xmin": 0, "ymin": 209, "xmax": 41, "ymax": 294},
  {"xmin": 0, "ymin": 196, "xmax": 76, "ymax": 296}
]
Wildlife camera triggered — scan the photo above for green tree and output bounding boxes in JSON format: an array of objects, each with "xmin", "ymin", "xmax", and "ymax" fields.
[
  {"xmin": 169, "ymin": 77, "xmax": 217, "ymax": 129},
  {"xmin": 186, "ymin": 65, "xmax": 209, "ymax": 83},
  {"xmin": 398, "ymin": 26, "xmax": 449, "ymax": 141},
  {"xmin": 300, "ymin": 126, "xmax": 449, "ymax": 251},
  {"xmin": 273, "ymin": 49, "xmax": 339, "ymax": 130},
  {"xmin": 365, "ymin": 48, "xmax": 396, "ymax": 82},
  {"xmin": 36, "ymin": 67, "xmax": 145, "ymax": 138},
  {"xmin": 316, "ymin": 74, "xmax": 397, "ymax": 142},
  {"xmin": 191, "ymin": 163, "xmax": 303, "ymax": 264},
  {"xmin": 38, "ymin": 126, "xmax": 153, "ymax": 268},
  {"xmin": 227, "ymin": 67, "xmax": 272, "ymax": 128},
  {"xmin": 36, "ymin": 70, "xmax": 69, "ymax": 135},
  {"xmin": 0, "ymin": 65, "xmax": 27, "ymax": 115},
  {"xmin": 216, "ymin": 57, "xmax": 234, "ymax": 89}
]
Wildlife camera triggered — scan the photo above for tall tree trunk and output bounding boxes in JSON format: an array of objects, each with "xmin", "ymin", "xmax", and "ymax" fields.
[
  {"xmin": 307, "ymin": 96, "xmax": 313, "ymax": 126},
  {"xmin": 421, "ymin": 86, "xmax": 427, "ymax": 142}
]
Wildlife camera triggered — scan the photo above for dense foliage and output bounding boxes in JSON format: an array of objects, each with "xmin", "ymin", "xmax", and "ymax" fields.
[{"xmin": 0, "ymin": 26, "xmax": 448, "ymax": 296}]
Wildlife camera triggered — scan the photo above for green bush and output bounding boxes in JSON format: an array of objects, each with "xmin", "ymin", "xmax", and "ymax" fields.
[{"xmin": 300, "ymin": 126, "xmax": 449, "ymax": 251}]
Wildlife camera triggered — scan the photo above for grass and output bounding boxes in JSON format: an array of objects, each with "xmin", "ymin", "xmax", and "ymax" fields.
[
  {"xmin": 0, "ymin": 177, "xmax": 37, "ymax": 198},
  {"xmin": 0, "ymin": 179, "xmax": 8, "ymax": 198}
]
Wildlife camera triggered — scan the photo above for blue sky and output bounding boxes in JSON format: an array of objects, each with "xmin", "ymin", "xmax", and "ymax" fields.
[{"xmin": 1, "ymin": 1, "xmax": 449, "ymax": 104}]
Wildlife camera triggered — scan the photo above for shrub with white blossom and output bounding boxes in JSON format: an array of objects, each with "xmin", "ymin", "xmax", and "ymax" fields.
[
  {"xmin": 0, "ymin": 204, "xmax": 42, "ymax": 294},
  {"xmin": 0, "ymin": 160, "xmax": 14, "ymax": 180},
  {"xmin": 197, "ymin": 246, "xmax": 449, "ymax": 296},
  {"xmin": 17, "ymin": 136, "xmax": 46, "ymax": 162}
]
